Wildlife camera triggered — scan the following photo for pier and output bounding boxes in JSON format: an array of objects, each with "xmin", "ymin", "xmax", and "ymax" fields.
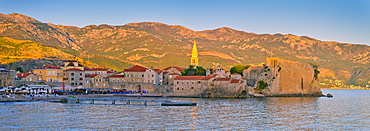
[{"xmin": 62, "ymin": 98, "xmax": 196, "ymax": 106}]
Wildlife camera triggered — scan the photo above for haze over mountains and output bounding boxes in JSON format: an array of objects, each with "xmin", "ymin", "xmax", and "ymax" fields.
[{"xmin": 0, "ymin": 13, "xmax": 369, "ymax": 87}]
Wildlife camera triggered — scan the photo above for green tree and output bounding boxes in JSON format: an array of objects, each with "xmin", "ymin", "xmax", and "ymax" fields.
[
  {"xmin": 15, "ymin": 67, "xmax": 24, "ymax": 73},
  {"xmin": 309, "ymin": 63, "xmax": 320, "ymax": 79},
  {"xmin": 257, "ymin": 80, "xmax": 268, "ymax": 90},
  {"xmin": 230, "ymin": 64, "xmax": 251, "ymax": 76},
  {"xmin": 182, "ymin": 65, "xmax": 206, "ymax": 76}
]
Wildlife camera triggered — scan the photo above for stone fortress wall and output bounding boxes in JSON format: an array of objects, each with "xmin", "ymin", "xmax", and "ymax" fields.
[{"xmin": 244, "ymin": 57, "xmax": 322, "ymax": 96}]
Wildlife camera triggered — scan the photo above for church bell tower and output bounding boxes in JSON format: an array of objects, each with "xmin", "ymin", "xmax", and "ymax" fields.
[{"xmin": 190, "ymin": 40, "xmax": 199, "ymax": 66}]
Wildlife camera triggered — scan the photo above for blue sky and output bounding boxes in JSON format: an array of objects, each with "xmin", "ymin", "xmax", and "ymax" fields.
[{"xmin": 1, "ymin": 0, "xmax": 369, "ymax": 45}]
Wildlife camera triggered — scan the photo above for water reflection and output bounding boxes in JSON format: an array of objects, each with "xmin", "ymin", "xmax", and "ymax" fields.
[{"xmin": 1, "ymin": 89, "xmax": 370, "ymax": 130}]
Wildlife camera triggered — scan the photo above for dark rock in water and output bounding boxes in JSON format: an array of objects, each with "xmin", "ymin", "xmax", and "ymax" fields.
[
  {"xmin": 327, "ymin": 94, "xmax": 333, "ymax": 97},
  {"xmin": 60, "ymin": 98, "xmax": 68, "ymax": 103},
  {"xmin": 161, "ymin": 102, "xmax": 196, "ymax": 106}
]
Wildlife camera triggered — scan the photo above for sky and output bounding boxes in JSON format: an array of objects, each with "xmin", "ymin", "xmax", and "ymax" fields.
[{"xmin": 0, "ymin": 0, "xmax": 369, "ymax": 45}]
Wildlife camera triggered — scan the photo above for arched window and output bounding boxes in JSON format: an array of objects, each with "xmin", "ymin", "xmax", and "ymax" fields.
[{"xmin": 71, "ymin": 73, "xmax": 74, "ymax": 76}]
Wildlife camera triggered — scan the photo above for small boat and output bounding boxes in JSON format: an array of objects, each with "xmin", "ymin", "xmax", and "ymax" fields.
[{"xmin": 161, "ymin": 102, "xmax": 196, "ymax": 106}]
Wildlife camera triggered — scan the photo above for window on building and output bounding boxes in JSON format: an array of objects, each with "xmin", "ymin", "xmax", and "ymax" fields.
[
  {"xmin": 71, "ymin": 73, "xmax": 74, "ymax": 76},
  {"xmin": 80, "ymin": 73, "xmax": 82, "ymax": 76},
  {"xmin": 176, "ymin": 87, "xmax": 179, "ymax": 90},
  {"xmin": 71, "ymin": 78, "xmax": 74, "ymax": 81},
  {"xmin": 152, "ymin": 75, "xmax": 154, "ymax": 77},
  {"xmin": 177, "ymin": 81, "xmax": 179, "ymax": 84},
  {"xmin": 198, "ymin": 81, "xmax": 201, "ymax": 84},
  {"xmin": 79, "ymin": 78, "xmax": 83, "ymax": 80},
  {"xmin": 71, "ymin": 83, "xmax": 74, "ymax": 85},
  {"xmin": 192, "ymin": 82, "xmax": 194, "ymax": 84},
  {"xmin": 79, "ymin": 83, "xmax": 83, "ymax": 85},
  {"xmin": 182, "ymin": 88, "xmax": 184, "ymax": 90},
  {"xmin": 48, "ymin": 71, "xmax": 50, "ymax": 75},
  {"xmin": 191, "ymin": 87, "xmax": 194, "ymax": 90}
]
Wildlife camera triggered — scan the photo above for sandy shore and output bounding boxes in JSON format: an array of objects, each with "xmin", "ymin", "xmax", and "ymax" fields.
[{"xmin": 0, "ymin": 93, "xmax": 163, "ymax": 102}]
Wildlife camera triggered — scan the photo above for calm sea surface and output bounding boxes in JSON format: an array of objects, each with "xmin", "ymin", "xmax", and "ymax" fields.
[{"xmin": 1, "ymin": 89, "xmax": 370, "ymax": 130}]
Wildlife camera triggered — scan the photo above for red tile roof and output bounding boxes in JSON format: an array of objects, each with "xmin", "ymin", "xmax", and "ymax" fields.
[
  {"xmin": 107, "ymin": 75, "xmax": 124, "ymax": 78},
  {"xmin": 174, "ymin": 76, "xmax": 204, "ymax": 80},
  {"xmin": 153, "ymin": 69, "xmax": 162, "ymax": 72},
  {"xmin": 85, "ymin": 74, "xmax": 99, "ymax": 78},
  {"xmin": 169, "ymin": 73, "xmax": 181, "ymax": 75},
  {"xmin": 230, "ymin": 79, "xmax": 240, "ymax": 83},
  {"xmin": 201, "ymin": 76, "xmax": 213, "ymax": 80},
  {"xmin": 163, "ymin": 66, "xmax": 185, "ymax": 72},
  {"xmin": 17, "ymin": 72, "xmax": 33, "ymax": 78},
  {"xmin": 124, "ymin": 65, "xmax": 148, "ymax": 72},
  {"xmin": 65, "ymin": 68, "xmax": 84, "ymax": 71},
  {"xmin": 231, "ymin": 73, "xmax": 241, "ymax": 76},
  {"xmin": 214, "ymin": 78, "xmax": 232, "ymax": 81},
  {"xmin": 35, "ymin": 65, "xmax": 61, "ymax": 69},
  {"xmin": 85, "ymin": 68, "xmax": 112, "ymax": 71},
  {"xmin": 207, "ymin": 74, "xmax": 218, "ymax": 78}
]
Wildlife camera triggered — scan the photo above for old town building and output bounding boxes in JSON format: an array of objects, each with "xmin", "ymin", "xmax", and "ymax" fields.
[{"xmin": 33, "ymin": 65, "xmax": 63, "ymax": 82}]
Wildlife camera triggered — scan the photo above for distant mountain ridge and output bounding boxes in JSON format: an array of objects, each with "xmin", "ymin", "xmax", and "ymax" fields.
[{"xmin": 0, "ymin": 13, "xmax": 369, "ymax": 87}]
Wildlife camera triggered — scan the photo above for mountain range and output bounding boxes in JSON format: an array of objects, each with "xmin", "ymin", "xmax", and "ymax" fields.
[{"xmin": 0, "ymin": 13, "xmax": 369, "ymax": 87}]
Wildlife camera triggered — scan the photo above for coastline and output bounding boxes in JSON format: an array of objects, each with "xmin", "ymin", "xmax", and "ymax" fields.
[
  {"xmin": 320, "ymin": 87, "xmax": 369, "ymax": 90},
  {"xmin": 0, "ymin": 93, "xmax": 163, "ymax": 103}
]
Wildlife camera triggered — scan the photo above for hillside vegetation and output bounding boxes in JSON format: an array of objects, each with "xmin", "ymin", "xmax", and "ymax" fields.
[
  {"xmin": 0, "ymin": 36, "xmax": 99, "ymax": 69},
  {"xmin": 0, "ymin": 13, "xmax": 369, "ymax": 87}
]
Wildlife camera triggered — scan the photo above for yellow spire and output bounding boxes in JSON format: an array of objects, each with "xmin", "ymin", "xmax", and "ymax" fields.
[{"xmin": 191, "ymin": 40, "xmax": 199, "ymax": 66}]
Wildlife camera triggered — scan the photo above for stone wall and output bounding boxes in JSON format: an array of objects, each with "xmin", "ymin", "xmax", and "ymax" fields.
[
  {"xmin": 13, "ymin": 81, "xmax": 63, "ymax": 87},
  {"xmin": 202, "ymin": 81, "xmax": 246, "ymax": 98},
  {"xmin": 107, "ymin": 82, "xmax": 173, "ymax": 95},
  {"xmin": 0, "ymin": 70, "xmax": 15, "ymax": 87},
  {"xmin": 244, "ymin": 57, "xmax": 322, "ymax": 96}
]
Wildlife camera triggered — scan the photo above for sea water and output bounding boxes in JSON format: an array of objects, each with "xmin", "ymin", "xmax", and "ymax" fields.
[{"xmin": 1, "ymin": 89, "xmax": 369, "ymax": 130}]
